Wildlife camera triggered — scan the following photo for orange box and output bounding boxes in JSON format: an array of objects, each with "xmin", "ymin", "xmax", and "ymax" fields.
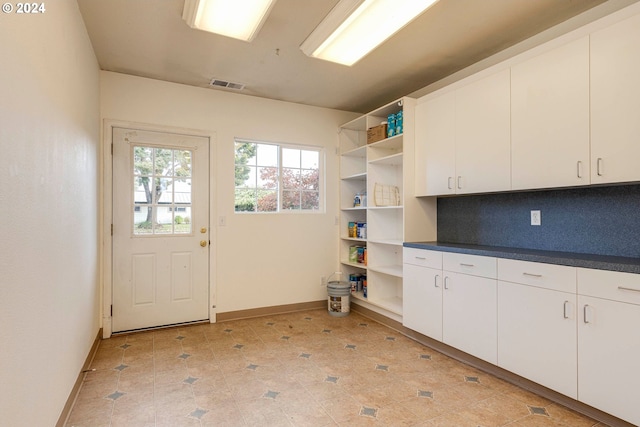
[{"xmin": 366, "ymin": 124, "xmax": 387, "ymax": 144}]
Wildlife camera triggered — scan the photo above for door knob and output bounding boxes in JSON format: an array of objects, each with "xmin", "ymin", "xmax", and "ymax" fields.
[
  {"xmin": 200, "ymin": 240, "xmax": 207, "ymax": 247},
  {"xmin": 200, "ymin": 227, "xmax": 207, "ymax": 233}
]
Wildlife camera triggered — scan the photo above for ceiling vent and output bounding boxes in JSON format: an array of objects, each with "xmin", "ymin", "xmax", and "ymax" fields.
[{"xmin": 209, "ymin": 78, "xmax": 245, "ymax": 90}]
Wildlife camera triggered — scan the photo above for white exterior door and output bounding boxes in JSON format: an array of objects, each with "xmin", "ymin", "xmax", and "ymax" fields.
[{"xmin": 112, "ymin": 127, "xmax": 210, "ymax": 332}]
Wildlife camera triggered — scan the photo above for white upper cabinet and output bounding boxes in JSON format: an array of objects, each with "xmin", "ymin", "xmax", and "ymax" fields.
[
  {"xmin": 590, "ymin": 13, "xmax": 640, "ymax": 185},
  {"xmin": 511, "ymin": 36, "xmax": 590, "ymax": 190},
  {"xmin": 455, "ymin": 69, "xmax": 511, "ymax": 194},
  {"xmin": 415, "ymin": 69, "xmax": 510, "ymax": 196},
  {"xmin": 415, "ymin": 91, "xmax": 455, "ymax": 196}
]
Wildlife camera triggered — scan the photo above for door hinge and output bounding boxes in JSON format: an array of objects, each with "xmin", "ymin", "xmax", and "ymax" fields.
[
  {"xmin": 111, "ymin": 143, "xmax": 113, "ymax": 155},
  {"xmin": 110, "ymin": 305, "xmax": 113, "ymax": 316},
  {"xmin": 111, "ymin": 224, "xmax": 113, "ymax": 236}
]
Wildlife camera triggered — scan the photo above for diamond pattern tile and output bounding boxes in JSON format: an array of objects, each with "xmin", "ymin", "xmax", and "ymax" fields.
[
  {"xmin": 264, "ymin": 390, "xmax": 280, "ymax": 399},
  {"xmin": 189, "ymin": 408, "xmax": 208, "ymax": 419},
  {"xmin": 106, "ymin": 391, "xmax": 125, "ymax": 401},
  {"xmin": 418, "ymin": 390, "xmax": 434, "ymax": 398},
  {"xmin": 529, "ymin": 406, "xmax": 550, "ymax": 416},
  {"xmin": 325, "ymin": 376, "xmax": 339, "ymax": 383},
  {"xmin": 360, "ymin": 406, "xmax": 377, "ymax": 417},
  {"xmin": 68, "ymin": 309, "xmax": 602, "ymax": 427},
  {"xmin": 183, "ymin": 376, "xmax": 198, "ymax": 384}
]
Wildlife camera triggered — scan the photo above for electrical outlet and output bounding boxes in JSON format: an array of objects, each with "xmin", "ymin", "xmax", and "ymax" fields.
[
  {"xmin": 531, "ymin": 210, "xmax": 541, "ymax": 226},
  {"xmin": 320, "ymin": 276, "xmax": 326, "ymax": 286},
  {"xmin": 218, "ymin": 216, "xmax": 226, "ymax": 226}
]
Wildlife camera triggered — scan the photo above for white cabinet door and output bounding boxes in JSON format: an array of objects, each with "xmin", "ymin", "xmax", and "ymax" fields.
[
  {"xmin": 498, "ymin": 282, "xmax": 577, "ymax": 399},
  {"xmin": 578, "ymin": 295, "xmax": 640, "ymax": 426},
  {"xmin": 511, "ymin": 37, "xmax": 590, "ymax": 190},
  {"xmin": 442, "ymin": 272, "xmax": 497, "ymax": 364},
  {"xmin": 403, "ymin": 263, "xmax": 442, "ymax": 340},
  {"xmin": 414, "ymin": 92, "xmax": 456, "ymax": 196},
  {"xmin": 591, "ymin": 13, "xmax": 640, "ymax": 185},
  {"xmin": 455, "ymin": 69, "xmax": 511, "ymax": 194}
]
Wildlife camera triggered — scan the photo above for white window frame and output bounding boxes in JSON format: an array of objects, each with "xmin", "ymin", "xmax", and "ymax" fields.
[{"xmin": 234, "ymin": 138, "xmax": 325, "ymax": 214}]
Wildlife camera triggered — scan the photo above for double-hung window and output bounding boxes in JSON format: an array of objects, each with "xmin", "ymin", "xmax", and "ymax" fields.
[{"xmin": 234, "ymin": 139, "xmax": 323, "ymax": 213}]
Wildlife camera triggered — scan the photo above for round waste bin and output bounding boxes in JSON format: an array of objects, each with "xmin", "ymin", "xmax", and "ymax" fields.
[{"xmin": 327, "ymin": 280, "xmax": 350, "ymax": 317}]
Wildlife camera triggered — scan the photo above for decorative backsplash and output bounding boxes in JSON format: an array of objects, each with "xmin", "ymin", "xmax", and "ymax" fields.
[{"xmin": 437, "ymin": 184, "xmax": 640, "ymax": 258}]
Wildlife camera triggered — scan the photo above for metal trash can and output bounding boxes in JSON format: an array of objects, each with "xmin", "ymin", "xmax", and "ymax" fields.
[{"xmin": 327, "ymin": 280, "xmax": 350, "ymax": 317}]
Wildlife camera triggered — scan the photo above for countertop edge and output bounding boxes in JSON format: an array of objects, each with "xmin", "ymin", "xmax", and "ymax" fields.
[{"xmin": 403, "ymin": 242, "xmax": 640, "ymax": 274}]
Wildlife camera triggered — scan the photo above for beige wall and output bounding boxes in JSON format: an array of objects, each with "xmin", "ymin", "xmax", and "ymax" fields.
[
  {"xmin": 101, "ymin": 72, "xmax": 357, "ymax": 316},
  {"xmin": 0, "ymin": 2, "xmax": 101, "ymax": 426}
]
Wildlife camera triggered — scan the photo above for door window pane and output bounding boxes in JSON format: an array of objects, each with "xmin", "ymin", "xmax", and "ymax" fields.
[{"xmin": 132, "ymin": 145, "xmax": 193, "ymax": 235}]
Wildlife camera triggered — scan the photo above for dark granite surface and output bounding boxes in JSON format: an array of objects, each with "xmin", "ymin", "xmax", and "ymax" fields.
[
  {"xmin": 437, "ymin": 185, "xmax": 640, "ymax": 259},
  {"xmin": 403, "ymin": 241, "xmax": 640, "ymax": 274}
]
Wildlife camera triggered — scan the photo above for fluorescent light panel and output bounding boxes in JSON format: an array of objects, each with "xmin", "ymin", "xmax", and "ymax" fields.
[
  {"xmin": 301, "ymin": 0, "xmax": 439, "ymax": 66},
  {"xmin": 182, "ymin": 0, "xmax": 277, "ymax": 42}
]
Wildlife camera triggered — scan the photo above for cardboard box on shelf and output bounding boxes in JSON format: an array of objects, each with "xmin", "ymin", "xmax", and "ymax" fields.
[{"xmin": 367, "ymin": 124, "xmax": 387, "ymax": 144}]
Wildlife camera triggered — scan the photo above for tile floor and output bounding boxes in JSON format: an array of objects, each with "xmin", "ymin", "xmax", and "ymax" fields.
[{"xmin": 66, "ymin": 309, "xmax": 609, "ymax": 427}]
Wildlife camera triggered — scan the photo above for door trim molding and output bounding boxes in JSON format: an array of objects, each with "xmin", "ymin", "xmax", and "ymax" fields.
[{"xmin": 101, "ymin": 119, "xmax": 217, "ymax": 338}]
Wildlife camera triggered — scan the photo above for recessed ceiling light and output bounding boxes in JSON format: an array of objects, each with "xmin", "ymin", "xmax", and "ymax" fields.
[
  {"xmin": 182, "ymin": 0, "xmax": 277, "ymax": 42},
  {"xmin": 301, "ymin": 0, "xmax": 439, "ymax": 66}
]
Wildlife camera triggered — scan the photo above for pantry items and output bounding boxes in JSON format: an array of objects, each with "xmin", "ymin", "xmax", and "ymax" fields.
[
  {"xmin": 348, "ymin": 222, "xmax": 367, "ymax": 239},
  {"xmin": 374, "ymin": 183, "xmax": 401, "ymax": 207}
]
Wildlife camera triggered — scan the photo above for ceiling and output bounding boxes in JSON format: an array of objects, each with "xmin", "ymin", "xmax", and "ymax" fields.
[{"xmin": 78, "ymin": 0, "xmax": 626, "ymax": 113}]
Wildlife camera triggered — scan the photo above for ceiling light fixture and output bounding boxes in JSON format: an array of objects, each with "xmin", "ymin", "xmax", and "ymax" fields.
[
  {"xmin": 182, "ymin": 0, "xmax": 277, "ymax": 42},
  {"xmin": 300, "ymin": 0, "xmax": 439, "ymax": 66}
]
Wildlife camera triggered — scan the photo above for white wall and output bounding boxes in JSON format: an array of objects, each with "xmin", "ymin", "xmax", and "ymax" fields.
[
  {"xmin": 0, "ymin": 2, "xmax": 101, "ymax": 426},
  {"xmin": 101, "ymin": 72, "xmax": 357, "ymax": 315}
]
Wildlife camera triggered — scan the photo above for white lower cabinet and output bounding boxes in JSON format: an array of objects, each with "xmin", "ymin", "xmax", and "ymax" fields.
[
  {"xmin": 443, "ymin": 271, "xmax": 497, "ymax": 364},
  {"xmin": 403, "ymin": 249, "xmax": 497, "ymax": 364},
  {"xmin": 497, "ymin": 259, "xmax": 577, "ymax": 399},
  {"xmin": 577, "ymin": 268, "xmax": 640, "ymax": 426},
  {"xmin": 403, "ymin": 248, "xmax": 443, "ymax": 340},
  {"xmin": 403, "ymin": 249, "xmax": 640, "ymax": 424},
  {"xmin": 403, "ymin": 263, "xmax": 442, "ymax": 340}
]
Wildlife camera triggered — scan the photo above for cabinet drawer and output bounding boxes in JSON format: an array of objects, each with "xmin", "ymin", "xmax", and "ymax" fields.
[
  {"xmin": 578, "ymin": 268, "xmax": 640, "ymax": 305},
  {"xmin": 403, "ymin": 248, "xmax": 442, "ymax": 269},
  {"xmin": 443, "ymin": 253, "xmax": 496, "ymax": 279},
  {"xmin": 498, "ymin": 259, "xmax": 576, "ymax": 293}
]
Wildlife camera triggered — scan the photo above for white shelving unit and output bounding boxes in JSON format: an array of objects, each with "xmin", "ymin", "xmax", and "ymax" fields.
[{"xmin": 338, "ymin": 97, "xmax": 436, "ymax": 322}]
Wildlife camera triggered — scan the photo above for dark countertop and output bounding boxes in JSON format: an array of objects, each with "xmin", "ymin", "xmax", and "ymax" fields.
[{"xmin": 403, "ymin": 242, "xmax": 640, "ymax": 274}]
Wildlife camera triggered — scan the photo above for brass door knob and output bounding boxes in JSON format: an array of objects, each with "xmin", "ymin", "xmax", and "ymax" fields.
[{"xmin": 200, "ymin": 240, "xmax": 207, "ymax": 247}]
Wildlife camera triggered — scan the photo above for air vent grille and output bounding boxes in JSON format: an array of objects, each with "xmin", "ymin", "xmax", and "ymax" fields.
[{"xmin": 209, "ymin": 79, "xmax": 245, "ymax": 91}]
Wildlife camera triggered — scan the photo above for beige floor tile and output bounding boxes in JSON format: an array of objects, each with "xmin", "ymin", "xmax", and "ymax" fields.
[
  {"xmin": 376, "ymin": 400, "xmax": 424, "ymax": 426},
  {"xmin": 321, "ymin": 395, "xmax": 364, "ymax": 423},
  {"xmin": 546, "ymin": 403, "xmax": 600, "ymax": 427},
  {"xmin": 419, "ymin": 412, "xmax": 480, "ymax": 427},
  {"xmin": 67, "ymin": 309, "xmax": 607, "ymax": 427},
  {"xmin": 472, "ymin": 394, "xmax": 531, "ymax": 422}
]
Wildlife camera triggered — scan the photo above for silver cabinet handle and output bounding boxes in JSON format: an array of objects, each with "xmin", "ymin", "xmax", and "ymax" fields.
[
  {"xmin": 523, "ymin": 272, "xmax": 543, "ymax": 278},
  {"xmin": 577, "ymin": 161, "xmax": 583, "ymax": 179},
  {"xmin": 434, "ymin": 274, "xmax": 440, "ymax": 288},
  {"xmin": 415, "ymin": 256, "xmax": 426, "ymax": 260},
  {"xmin": 460, "ymin": 263, "xmax": 474, "ymax": 267},
  {"xmin": 563, "ymin": 301, "xmax": 569, "ymax": 319},
  {"xmin": 457, "ymin": 176, "xmax": 462, "ymax": 189},
  {"xmin": 447, "ymin": 177, "xmax": 453, "ymax": 190},
  {"xmin": 597, "ymin": 158, "xmax": 603, "ymax": 176},
  {"xmin": 444, "ymin": 276, "xmax": 449, "ymax": 290},
  {"xmin": 583, "ymin": 304, "xmax": 590, "ymax": 324},
  {"xmin": 618, "ymin": 286, "xmax": 640, "ymax": 293}
]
